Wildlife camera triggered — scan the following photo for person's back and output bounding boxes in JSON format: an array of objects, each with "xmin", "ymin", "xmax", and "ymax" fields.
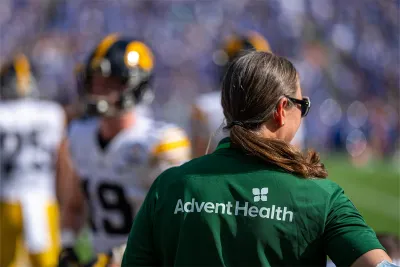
[{"xmin": 131, "ymin": 138, "xmax": 383, "ymax": 266}]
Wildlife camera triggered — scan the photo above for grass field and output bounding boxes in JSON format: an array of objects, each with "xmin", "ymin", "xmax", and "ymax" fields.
[
  {"xmin": 75, "ymin": 154, "xmax": 400, "ymax": 262},
  {"xmin": 323, "ymin": 154, "xmax": 399, "ymax": 236}
]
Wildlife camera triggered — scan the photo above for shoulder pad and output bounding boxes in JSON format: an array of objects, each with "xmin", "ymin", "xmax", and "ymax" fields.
[{"xmin": 150, "ymin": 122, "xmax": 191, "ymax": 159}]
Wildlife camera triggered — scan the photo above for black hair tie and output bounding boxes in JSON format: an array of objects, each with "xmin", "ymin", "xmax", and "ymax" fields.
[{"xmin": 226, "ymin": 121, "xmax": 245, "ymax": 129}]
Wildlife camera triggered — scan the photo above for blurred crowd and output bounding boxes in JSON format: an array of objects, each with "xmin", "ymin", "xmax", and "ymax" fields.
[{"xmin": 1, "ymin": 0, "xmax": 399, "ymax": 162}]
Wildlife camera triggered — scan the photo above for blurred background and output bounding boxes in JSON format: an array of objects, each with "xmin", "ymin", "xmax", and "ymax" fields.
[{"xmin": 1, "ymin": 0, "xmax": 399, "ymax": 260}]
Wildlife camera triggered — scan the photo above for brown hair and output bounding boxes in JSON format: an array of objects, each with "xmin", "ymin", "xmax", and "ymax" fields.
[{"xmin": 221, "ymin": 51, "xmax": 327, "ymax": 178}]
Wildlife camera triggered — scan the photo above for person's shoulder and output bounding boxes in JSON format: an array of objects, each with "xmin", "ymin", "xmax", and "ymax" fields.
[
  {"xmin": 155, "ymin": 153, "xmax": 216, "ymax": 186},
  {"xmin": 195, "ymin": 91, "xmax": 219, "ymax": 104},
  {"xmin": 147, "ymin": 118, "xmax": 190, "ymax": 147},
  {"xmin": 191, "ymin": 93, "xmax": 214, "ymax": 122},
  {"xmin": 34, "ymin": 99, "xmax": 63, "ymax": 111},
  {"xmin": 290, "ymin": 177, "xmax": 345, "ymax": 207},
  {"xmin": 160, "ymin": 153, "xmax": 223, "ymax": 186},
  {"xmin": 264, "ymin": 168, "xmax": 344, "ymax": 204},
  {"xmin": 1, "ymin": 99, "xmax": 62, "ymax": 114},
  {"xmin": 0, "ymin": 100, "xmax": 24, "ymax": 116},
  {"xmin": 308, "ymin": 178, "xmax": 343, "ymax": 196},
  {"xmin": 36, "ymin": 100, "xmax": 66, "ymax": 124},
  {"xmin": 1, "ymin": 99, "xmax": 65, "ymax": 127},
  {"xmin": 151, "ymin": 118, "xmax": 185, "ymax": 135},
  {"xmin": 192, "ymin": 91, "xmax": 221, "ymax": 115},
  {"xmin": 179, "ymin": 153, "xmax": 217, "ymax": 171},
  {"xmin": 198, "ymin": 91, "xmax": 221, "ymax": 107},
  {"xmin": 141, "ymin": 117, "xmax": 191, "ymax": 163},
  {"xmin": 152, "ymin": 165, "xmax": 182, "ymax": 194}
]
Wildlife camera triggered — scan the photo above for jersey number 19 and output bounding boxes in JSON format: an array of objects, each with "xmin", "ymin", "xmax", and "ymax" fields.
[{"xmin": 82, "ymin": 180, "xmax": 134, "ymax": 235}]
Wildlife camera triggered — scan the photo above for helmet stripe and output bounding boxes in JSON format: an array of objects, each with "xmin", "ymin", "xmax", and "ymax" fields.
[
  {"xmin": 248, "ymin": 31, "xmax": 271, "ymax": 52},
  {"xmin": 91, "ymin": 33, "xmax": 120, "ymax": 68},
  {"xmin": 224, "ymin": 36, "xmax": 242, "ymax": 58},
  {"xmin": 14, "ymin": 54, "xmax": 31, "ymax": 97}
]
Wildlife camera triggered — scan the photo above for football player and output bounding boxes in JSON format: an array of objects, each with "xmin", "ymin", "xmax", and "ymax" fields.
[
  {"xmin": 0, "ymin": 54, "xmax": 65, "ymax": 267},
  {"xmin": 191, "ymin": 31, "xmax": 307, "ymax": 156},
  {"xmin": 57, "ymin": 34, "xmax": 191, "ymax": 267},
  {"xmin": 190, "ymin": 31, "xmax": 273, "ymax": 157}
]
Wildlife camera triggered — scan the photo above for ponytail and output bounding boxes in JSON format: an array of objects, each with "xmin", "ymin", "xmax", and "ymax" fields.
[{"xmin": 230, "ymin": 125, "xmax": 328, "ymax": 179}]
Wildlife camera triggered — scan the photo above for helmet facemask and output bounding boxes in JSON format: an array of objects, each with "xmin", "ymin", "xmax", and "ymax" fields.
[
  {"xmin": 82, "ymin": 67, "xmax": 153, "ymax": 118},
  {"xmin": 79, "ymin": 38, "xmax": 155, "ymax": 118}
]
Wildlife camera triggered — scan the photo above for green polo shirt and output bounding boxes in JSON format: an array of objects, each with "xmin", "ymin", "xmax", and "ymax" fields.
[{"xmin": 122, "ymin": 138, "xmax": 384, "ymax": 267}]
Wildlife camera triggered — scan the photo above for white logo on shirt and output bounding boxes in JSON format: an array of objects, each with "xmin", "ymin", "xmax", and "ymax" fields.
[
  {"xmin": 173, "ymin": 187, "xmax": 294, "ymax": 222},
  {"xmin": 253, "ymin": 188, "xmax": 268, "ymax": 202}
]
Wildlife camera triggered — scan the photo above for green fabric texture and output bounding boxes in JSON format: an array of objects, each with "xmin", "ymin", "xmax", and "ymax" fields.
[{"xmin": 122, "ymin": 138, "xmax": 384, "ymax": 267}]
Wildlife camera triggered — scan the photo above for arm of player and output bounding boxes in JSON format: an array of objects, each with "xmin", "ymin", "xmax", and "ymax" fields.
[
  {"xmin": 145, "ymin": 127, "xmax": 191, "ymax": 189},
  {"xmin": 55, "ymin": 136, "xmax": 85, "ymax": 245},
  {"xmin": 56, "ymin": 136, "xmax": 87, "ymax": 266},
  {"xmin": 190, "ymin": 104, "xmax": 211, "ymax": 158}
]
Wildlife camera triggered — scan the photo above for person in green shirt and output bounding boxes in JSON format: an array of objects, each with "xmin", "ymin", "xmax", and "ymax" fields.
[{"xmin": 122, "ymin": 51, "xmax": 392, "ymax": 267}]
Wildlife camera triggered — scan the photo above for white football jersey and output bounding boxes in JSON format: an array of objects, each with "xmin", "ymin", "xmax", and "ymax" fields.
[
  {"xmin": 68, "ymin": 114, "xmax": 191, "ymax": 253},
  {"xmin": 191, "ymin": 91, "xmax": 306, "ymax": 154},
  {"xmin": 292, "ymin": 122, "xmax": 306, "ymax": 151},
  {"xmin": 191, "ymin": 91, "xmax": 228, "ymax": 155},
  {"xmin": 0, "ymin": 99, "xmax": 65, "ymax": 201}
]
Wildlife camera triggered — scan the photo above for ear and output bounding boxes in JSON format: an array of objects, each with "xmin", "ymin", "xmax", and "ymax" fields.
[{"xmin": 274, "ymin": 97, "xmax": 288, "ymax": 127}]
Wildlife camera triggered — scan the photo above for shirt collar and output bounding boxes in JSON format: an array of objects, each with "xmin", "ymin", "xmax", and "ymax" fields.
[{"xmin": 215, "ymin": 137, "xmax": 231, "ymax": 151}]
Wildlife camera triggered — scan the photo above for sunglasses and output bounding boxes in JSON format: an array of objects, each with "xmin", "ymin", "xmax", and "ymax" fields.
[{"xmin": 284, "ymin": 95, "xmax": 311, "ymax": 117}]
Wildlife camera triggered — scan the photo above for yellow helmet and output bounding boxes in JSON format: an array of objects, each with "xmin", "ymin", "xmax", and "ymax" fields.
[
  {"xmin": 79, "ymin": 33, "xmax": 155, "ymax": 116},
  {"xmin": 213, "ymin": 31, "xmax": 272, "ymax": 81},
  {"xmin": 0, "ymin": 54, "xmax": 38, "ymax": 99}
]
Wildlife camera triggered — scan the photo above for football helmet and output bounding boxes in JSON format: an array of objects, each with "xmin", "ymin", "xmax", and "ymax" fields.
[
  {"xmin": 213, "ymin": 31, "xmax": 271, "ymax": 82},
  {"xmin": 79, "ymin": 33, "xmax": 155, "ymax": 117},
  {"xmin": 0, "ymin": 54, "xmax": 38, "ymax": 99}
]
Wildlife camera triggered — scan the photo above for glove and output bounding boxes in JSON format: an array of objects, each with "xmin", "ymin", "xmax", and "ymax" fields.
[{"xmin": 58, "ymin": 247, "xmax": 81, "ymax": 267}]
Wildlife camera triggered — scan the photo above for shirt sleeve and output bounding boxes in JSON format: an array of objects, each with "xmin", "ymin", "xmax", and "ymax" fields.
[
  {"xmin": 323, "ymin": 185, "xmax": 385, "ymax": 266},
  {"xmin": 122, "ymin": 178, "xmax": 160, "ymax": 267}
]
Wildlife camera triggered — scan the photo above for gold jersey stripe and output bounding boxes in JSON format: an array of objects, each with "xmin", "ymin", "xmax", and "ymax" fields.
[{"xmin": 153, "ymin": 139, "xmax": 191, "ymax": 154}]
